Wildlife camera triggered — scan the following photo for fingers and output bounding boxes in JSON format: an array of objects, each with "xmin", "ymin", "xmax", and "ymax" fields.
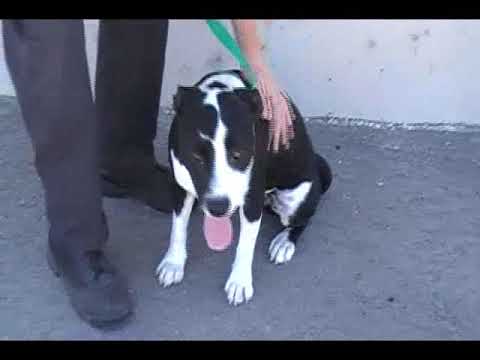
[
  {"xmin": 275, "ymin": 94, "xmax": 294, "ymax": 151},
  {"xmin": 274, "ymin": 106, "xmax": 287, "ymax": 151},
  {"xmin": 272, "ymin": 116, "xmax": 281, "ymax": 152},
  {"xmin": 255, "ymin": 73, "xmax": 296, "ymax": 153},
  {"xmin": 281, "ymin": 92, "xmax": 295, "ymax": 143},
  {"xmin": 281, "ymin": 91, "xmax": 295, "ymax": 140},
  {"xmin": 258, "ymin": 78, "xmax": 276, "ymax": 151},
  {"xmin": 268, "ymin": 95, "xmax": 290, "ymax": 152},
  {"xmin": 258, "ymin": 79, "xmax": 272, "ymax": 120},
  {"xmin": 267, "ymin": 118, "xmax": 273, "ymax": 152}
]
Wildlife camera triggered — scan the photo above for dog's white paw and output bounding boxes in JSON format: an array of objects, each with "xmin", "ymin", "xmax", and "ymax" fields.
[
  {"xmin": 269, "ymin": 229, "xmax": 296, "ymax": 264},
  {"xmin": 155, "ymin": 260, "xmax": 185, "ymax": 287},
  {"xmin": 224, "ymin": 270, "xmax": 254, "ymax": 306}
]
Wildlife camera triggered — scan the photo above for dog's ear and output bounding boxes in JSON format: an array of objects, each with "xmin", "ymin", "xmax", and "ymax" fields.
[
  {"xmin": 235, "ymin": 88, "xmax": 263, "ymax": 116},
  {"xmin": 173, "ymin": 86, "xmax": 201, "ymax": 114},
  {"xmin": 229, "ymin": 69, "xmax": 256, "ymax": 89}
]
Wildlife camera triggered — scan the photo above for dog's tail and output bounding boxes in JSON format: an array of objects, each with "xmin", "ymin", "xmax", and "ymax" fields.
[{"xmin": 315, "ymin": 154, "xmax": 332, "ymax": 194}]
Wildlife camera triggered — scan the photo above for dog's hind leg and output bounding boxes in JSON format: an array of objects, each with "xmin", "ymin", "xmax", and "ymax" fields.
[
  {"xmin": 315, "ymin": 153, "xmax": 333, "ymax": 194},
  {"xmin": 269, "ymin": 225, "xmax": 307, "ymax": 264},
  {"xmin": 268, "ymin": 180, "xmax": 322, "ymax": 265}
]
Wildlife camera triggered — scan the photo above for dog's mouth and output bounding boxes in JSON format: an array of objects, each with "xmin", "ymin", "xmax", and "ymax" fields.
[
  {"xmin": 201, "ymin": 205, "xmax": 237, "ymax": 252},
  {"xmin": 203, "ymin": 213, "xmax": 233, "ymax": 252}
]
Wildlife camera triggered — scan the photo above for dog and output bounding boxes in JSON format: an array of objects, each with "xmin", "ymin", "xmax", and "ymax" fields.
[{"xmin": 155, "ymin": 69, "xmax": 332, "ymax": 306}]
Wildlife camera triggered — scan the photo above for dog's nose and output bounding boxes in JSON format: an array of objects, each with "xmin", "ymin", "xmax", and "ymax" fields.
[{"xmin": 206, "ymin": 197, "xmax": 230, "ymax": 217}]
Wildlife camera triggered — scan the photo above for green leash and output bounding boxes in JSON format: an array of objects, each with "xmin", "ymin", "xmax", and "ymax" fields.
[{"xmin": 205, "ymin": 20, "xmax": 257, "ymax": 89}]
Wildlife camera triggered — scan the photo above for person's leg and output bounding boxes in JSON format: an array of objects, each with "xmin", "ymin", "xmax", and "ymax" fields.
[
  {"xmin": 95, "ymin": 19, "xmax": 173, "ymax": 212},
  {"xmin": 2, "ymin": 20, "xmax": 132, "ymax": 328}
]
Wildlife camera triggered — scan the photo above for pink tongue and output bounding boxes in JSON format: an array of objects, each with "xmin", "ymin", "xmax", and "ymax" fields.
[{"xmin": 203, "ymin": 215, "xmax": 233, "ymax": 251}]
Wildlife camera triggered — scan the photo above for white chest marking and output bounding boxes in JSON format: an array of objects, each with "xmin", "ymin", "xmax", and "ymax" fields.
[
  {"xmin": 267, "ymin": 181, "xmax": 312, "ymax": 226},
  {"xmin": 170, "ymin": 150, "xmax": 197, "ymax": 197}
]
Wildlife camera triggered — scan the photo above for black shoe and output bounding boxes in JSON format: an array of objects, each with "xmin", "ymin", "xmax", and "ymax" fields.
[
  {"xmin": 101, "ymin": 163, "xmax": 174, "ymax": 213},
  {"xmin": 47, "ymin": 246, "xmax": 134, "ymax": 329}
]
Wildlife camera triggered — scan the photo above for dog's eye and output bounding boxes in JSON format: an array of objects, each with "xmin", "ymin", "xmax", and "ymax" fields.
[
  {"xmin": 193, "ymin": 152, "xmax": 204, "ymax": 163},
  {"xmin": 230, "ymin": 150, "xmax": 242, "ymax": 162}
]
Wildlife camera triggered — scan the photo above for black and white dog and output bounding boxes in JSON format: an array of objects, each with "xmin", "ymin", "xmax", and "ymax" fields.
[{"xmin": 156, "ymin": 70, "xmax": 332, "ymax": 306}]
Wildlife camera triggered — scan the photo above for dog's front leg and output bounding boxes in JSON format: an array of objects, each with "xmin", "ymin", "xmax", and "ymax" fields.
[
  {"xmin": 156, "ymin": 187, "xmax": 195, "ymax": 287},
  {"xmin": 225, "ymin": 206, "xmax": 262, "ymax": 306}
]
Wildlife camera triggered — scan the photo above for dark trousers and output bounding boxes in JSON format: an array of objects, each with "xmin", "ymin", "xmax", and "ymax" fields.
[{"xmin": 2, "ymin": 20, "xmax": 169, "ymax": 253}]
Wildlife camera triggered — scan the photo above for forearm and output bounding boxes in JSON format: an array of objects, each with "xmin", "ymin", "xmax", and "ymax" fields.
[{"xmin": 231, "ymin": 20, "xmax": 265, "ymax": 68}]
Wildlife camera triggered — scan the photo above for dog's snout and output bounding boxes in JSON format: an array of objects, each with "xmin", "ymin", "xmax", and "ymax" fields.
[{"xmin": 206, "ymin": 197, "xmax": 230, "ymax": 217}]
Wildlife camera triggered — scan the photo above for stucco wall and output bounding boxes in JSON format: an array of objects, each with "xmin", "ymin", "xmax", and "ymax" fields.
[{"xmin": 1, "ymin": 19, "xmax": 480, "ymax": 124}]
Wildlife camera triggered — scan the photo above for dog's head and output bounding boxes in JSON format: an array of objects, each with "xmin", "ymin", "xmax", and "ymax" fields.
[{"xmin": 170, "ymin": 72, "xmax": 263, "ymax": 217}]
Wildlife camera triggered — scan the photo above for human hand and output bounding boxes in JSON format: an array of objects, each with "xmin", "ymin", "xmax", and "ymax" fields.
[{"xmin": 252, "ymin": 63, "xmax": 295, "ymax": 153}]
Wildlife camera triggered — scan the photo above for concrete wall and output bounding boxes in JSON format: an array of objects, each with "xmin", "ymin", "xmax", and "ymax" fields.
[{"xmin": 1, "ymin": 20, "xmax": 480, "ymax": 125}]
